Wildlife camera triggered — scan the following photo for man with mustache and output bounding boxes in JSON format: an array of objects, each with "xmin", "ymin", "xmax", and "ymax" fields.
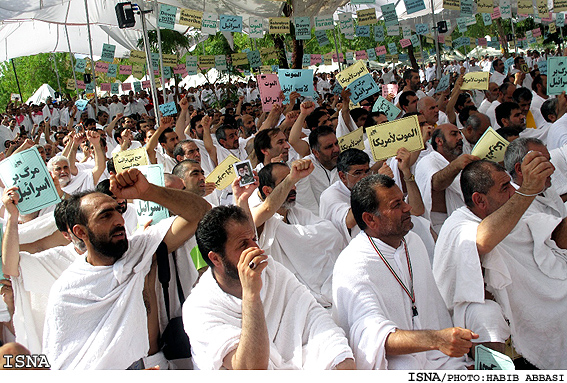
[
  {"xmin": 42, "ymin": 168, "xmax": 210, "ymax": 369},
  {"xmin": 250, "ymin": 159, "xmax": 346, "ymax": 307},
  {"xmin": 415, "ymin": 124, "xmax": 479, "ymax": 234}
]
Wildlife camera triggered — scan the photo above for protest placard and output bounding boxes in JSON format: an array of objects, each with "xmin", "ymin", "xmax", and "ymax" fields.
[
  {"xmin": 388, "ymin": 42, "xmax": 398, "ymax": 55},
  {"xmin": 220, "ymin": 15, "xmax": 243, "ymax": 32},
  {"xmin": 122, "ymin": 83, "xmax": 132, "ymax": 92},
  {"xmin": 257, "ymin": 74, "xmax": 282, "ymax": 112},
  {"xmin": 269, "ymin": 17, "xmax": 290, "ymax": 34},
  {"xmin": 474, "ymin": 345, "xmax": 515, "ymax": 370},
  {"xmin": 347, "ymin": 73, "xmax": 380, "ymax": 104},
  {"xmin": 471, "ymin": 127, "xmax": 509, "ymax": 163},
  {"xmin": 113, "ymin": 147, "xmax": 150, "ymax": 173},
  {"xmin": 415, "ymin": 23, "xmax": 429, "ymax": 35},
  {"xmin": 381, "ymin": 4, "xmax": 399, "ymax": 26},
  {"xmin": 314, "ymin": 15, "xmax": 334, "ymax": 30},
  {"xmin": 315, "ymin": 30, "xmax": 330, "ymax": 46},
  {"xmin": 404, "ymin": 0, "xmax": 426, "ymax": 14},
  {"xmin": 205, "ymin": 155, "xmax": 240, "ymax": 190},
  {"xmin": 338, "ymin": 127, "xmax": 365, "ymax": 151},
  {"xmin": 215, "ymin": 55, "xmax": 227, "ymax": 71},
  {"xmin": 477, "ymin": 0, "xmax": 494, "ymax": 12},
  {"xmin": 101, "ymin": 43, "xmax": 116, "ymax": 63},
  {"xmin": 537, "ymin": 59, "xmax": 547, "ymax": 75},
  {"xmin": 0, "ymin": 147, "xmax": 60, "ymax": 215},
  {"xmin": 101, "ymin": 83, "xmax": 111, "ymax": 92},
  {"xmin": 372, "ymin": 96, "xmax": 402, "ymax": 121},
  {"xmin": 336, "ymin": 60, "xmax": 368, "ymax": 87},
  {"xmin": 75, "ymin": 99, "xmax": 88, "ymax": 111},
  {"xmin": 249, "ymin": 17, "xmax": 264, "ymax": 38},
  {"xmin": 278, "ymin": 69, "xmax": 314, "ymax": 101},
  {"xmin": 111, "ymin": 83, "xmax": 120, "ymax": 94},
  {"xmin": 158, "ymin": 4, "xmax": 177, "ymax": 29},
  {"xmin": 355, "ymin": 26, "xmax": 371, "ymax": 37},
  {"xmin": 294, "ymin": 17, "xmax": 311, "ymax": 40},
  {"xmin": 198, "ymin": 55, "xmax": 215, "ymax": 69},
  {"xmin": 159, "ymin": 102, "xmax": 177, "ymax": 117},
  {"xmin": 231, "ymin": 52, "xmax": 249, "ymax": 66},
  {"xmin": 400, "ymin": 38, "xmax": 411, "ymax": 48},
  {"xmin": 387, "ymin": 25, "xmax": 400, "ymax": 35},
  {"xmin": 129, "ymin": 50, "xmax": 146, "ymax": 64},
  {"xmin": 357, "ymin": 9, "xmax": 377, "ymax": 25},
  {"xmin": 179, "ymin": 8, "xmax": 202, "ymax": 28},
  {"xmin": 132, "ymin": 65, "xmax": 145, "ymax": 79},
  {"xmin": 547, "ymin": 57, "xmax": 567, "ymax": 95},
  {"xmin": 74, "ymin": 58, "xmax": 86, "ymax": 73},
  {"xmin": 366, "ymin": 115, "xmax": 424, "ymax": 161},
  {"xmin": 95, "ymin": 61, "xmax": 109, "ymax": 73},
  {"xmin": 247, "ymin": 50, "xmax": 262, "ymax": 68},
  {"xmin": 107, "ymin": 64, "xmax": 117, "ymax": 78},
  {"xmin": 119, "ymin": 65, "xmax": 132, "ymax": 75},
  {"xmin": 201, "ymin": 12, "xmax": 218, "ymax": 34},
  {"xmin": 461, "ymin": 72, "xmax": 490, "ymax": 90},
  {"xmin": 436, "ymin": 73, "xmax": 451, "ymax": 93},
  {"xmin": 135, "ymin": 164, "xmax": 169, "ymax": 225},
  {"xmin": 374, "ymin": 25, "xmax": 385, "ymax": 41},
  {"xmin": 339, "ymin": 13, "xmax": 355, "ymax": 35},
  {"xmin": 66, "ymin": 79, "xmax": 76, "ymax": 90}
]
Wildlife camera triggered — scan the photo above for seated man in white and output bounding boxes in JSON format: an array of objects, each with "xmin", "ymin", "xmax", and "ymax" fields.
[
  {"xmin": 453, "ymin": 154, "xmax": 567, "ymax": 369},
  {"xmin": 42, "ymin": 169, "xmax": 211, "ymax": 369},
  {"xmin": 183, "ymin": 205, "xmax": 356, "ymax": 370},
  {"xmin": 332, "ymin": 174, "xmax": 477, "ymax": 370},
  {"xmin": 415, "ymin": 124, "xmax": 479, "ymax": 234},
  {"xmin": 252, "ymin": 159, "xmax": 346, "ymax": 307}
]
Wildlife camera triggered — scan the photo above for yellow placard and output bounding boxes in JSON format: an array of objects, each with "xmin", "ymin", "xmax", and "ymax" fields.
[
  {"xmin": 518, "ymin": 0, "xmax": 533, "ymax": 14},
  {"xmin": 162, "ymin": 54, "xmax": 178, "ymax": 66},
  {"xmin": 324, "ymin": 53, "xmax": 333, "ymax": 65},
  {"xmin": 555, "ymin": 0, "xmax": 567, "ymax": 12},
  {"xmin": 260, "ymin": 47, "xmax": 278, "ymax": 62},
  {"xmin": 366, "ymin": 115, "xmax": 424, "ymax": 161},
  {"xmin": 132, "ymin": 65, "xmax": 145, "ymax": 79},
  {"xmin": 113, "ymin": 147, "xmax": 150, "ymax": 173},
  {"xmin": 476, "ymin": 0, "xmax": 493, "ymax": 13},
  {"xmin": 66, "ymin": 78, "xmax": 76, "ymax": 90},
  {"xmin": 339, "ymin": 127, "xmax": 365, "ymax": 151},
  {"xmin": 260, "ymin": 65, "xmax": 273, "ymax": 73},
  {"xmin": 336, "ymin": 60, "xmax": 369, "ymax": 87},
  {"xmin": 269, "ymin": 17, "xmax": 290, "ymax": 34},
  {"xmin": 471, "ymin": 127, "xmax": 509, "ymax": 163},
  {"xmin": 356, "ymin": 9, "xmax": 377, "ymax": 26},
  {"xmin": 443, "ymin": 0, "xmax": 460, "ymax": 10},
  {"xmin": 391, "ymin": 55, "xmax": 399, "ymax": 62},
  {"xmin": 549, "ymin": 23, "xmax": 557, "ymax": 34},
  {"xmin": 205, "ymin": 155, "xmax": 240, "ymax": 190},
  {"xmin": 231, "ymin": 52, "xmax": 249, "ymax": 66},
  {"xmin": 130, "ymin": 50, "xmax": 146, "ymax": 64},
  {"xmin": 461, "ymin": 72, "xmax": 490, "ymax": 90},
  {"xmin": 198, "ymin": 55, "xmax": 215, "ymax": 69},
  {"xmin": 155, "ymin": 77, "xmax": 162, "ymax": 89},
  {"xmin": 179, "ymin": 8, "xmax": 203, "ymax": 28}
]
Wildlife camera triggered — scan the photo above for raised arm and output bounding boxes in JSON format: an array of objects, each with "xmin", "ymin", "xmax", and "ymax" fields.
[
  {"xmin": 201, "ymin": 115, "xmax": 218, "ymax": 167},
  {"xmin": 86, "ymin": 130, "xmax": 106, "ymax": 185},
  {"xmin": 1, "ymin": 187, "xmax": 21, "ymax": 277},
  {"xmin": 235, "ymin": 95, "xmax": 244, "ymax": 116},
  {"xmin": 288, "ymin": 101, "xmax": 313, "ymax": 158},
  {"xmin": 445, "ymin": 76, "xmax": 463, "ymax": 126},
  {"xmin": 431, "ymin": 154, "xmax": 479, "ymax": 192},
  {"xmin": 145, "ymin": 116, "xmax": 174, "ymax": 164},
  {"xmin": 176, "ymin": 97, "xmax": 189, "ymax": 140},
  {"xmin": 105, "ymin": 113, "xmax": 123, "ymax": 137},
  {"xmin": 66, "ymin": 131, "xmax": 84, "ymax": 176},
  {"xmin": 397, "ymin": 147, "xmax": 425, "ymax": 216},
  {"xmin": 110, "ymin": 168, "xmax": 211, "ymax": 253},
  {"xmin": 258, "ymin": 104, "xmax": 283, "ymax": 132},
  {"xmin": 339, "ymin": 88, "xmax": 355, "ymax": 133}
]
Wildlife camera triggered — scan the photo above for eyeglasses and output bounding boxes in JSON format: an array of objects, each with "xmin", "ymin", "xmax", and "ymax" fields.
[{"xmin": 345, "ymin": 168, "xmax": 373, "ymax": 177}]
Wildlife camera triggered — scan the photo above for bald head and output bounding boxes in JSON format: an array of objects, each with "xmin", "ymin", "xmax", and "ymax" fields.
[
  {"xmin": 417, "ymin": 97, "xmax": 439, "ymax": 126},
  {"xmin": 463, "ymin": 113, "xmax": 490, "ymax": 145}
]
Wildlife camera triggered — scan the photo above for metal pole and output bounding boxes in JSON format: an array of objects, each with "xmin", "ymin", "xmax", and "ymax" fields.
[
  {"xmin": 83, "ymin": 0, "xmax": 99, "ymax": 114},
  {"xmin": 154, "ymin": 0, "xmax": 167, "ymax": 103},
  {"xmin": 333, "ymin": 28, "xmax": 343, "ymax": 70},
  {"xmin": 51, "ymin": 53, "xmax": 63, "ymax": 96},
  {"xmin": 11, "ymin": 59, "xmax": 23, "ymax": 102},
  {"xmin": 430, "ymin": 0, "xmax": 441, "ymax": 78},
  {"xmin": 511, "ymin": 19, "xmax": 518, "ymax": 55},
  {"xmin": 64, "ymin": 23, "xmax": 79, "ymax": 98},
  {"xmin": 138, "ymin": 3, "xmax": 161, "ymax": 120}
]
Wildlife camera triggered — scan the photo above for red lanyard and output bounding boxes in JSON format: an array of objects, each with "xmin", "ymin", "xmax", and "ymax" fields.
[{"xmin": 367, "ymin": 234, "xmax": 418, "ymax": 317}]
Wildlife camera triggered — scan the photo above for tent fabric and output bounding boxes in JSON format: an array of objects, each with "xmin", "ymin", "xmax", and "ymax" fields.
[{"xmin": 26, "ymin": 83, "xmax": 56, "ymax": 104}]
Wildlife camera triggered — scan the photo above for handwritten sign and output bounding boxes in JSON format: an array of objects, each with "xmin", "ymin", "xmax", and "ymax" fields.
[
  {"xmin": 111, "ymin": 83, "xmax": 120, "ymax": 94},
  {"xmin": 547, "ymin": 57, "xmax": 567, "ymax": 95},
  {"xmin": 142, "ymin": 80, "xmax": 150, "ymax": 89},
  {"xmin": 387, "ymin": 25, "xmax": 400, "ymax": 36},
  {"xmin": 231, "ymin": 52, "xmax": 248, "ymax": 66},
  {"xmin": 500, "ymin": 0, "xmax": 512, "ymax": 18},
  {"xmin": 135, "ymin": 164, "xmax": 169, "ymax": 225},
  {"xmin": 372, "ymin": 96, "xmax": 402, "ymax": 121},
  {"xmin": 382, "ymin": 83, "xmax": 398, "ymax": 97},
  {"xmin": 367, "ymin": 115, "xmax": 424, "ymax": 161},
  {"xmin": 133, "ymin": 81, "xmax": 142, "ymax": 92},
  {"xmin": 537, "ymin": 59, "xmax": 547, "ymax": 75},
  {"xmin": 347, "ymin": 73, "xmax": 380, "ymax": 104},
  {"xmin": 471, "ymin": 127, "xmax": 509, "ymax": 162},
  {"xmin": 415, "ymin": 23, "xmax": 429, "ymax": 35},
  {"xmin": 278, "ymin": 69, "xmax": 314, "ymax": 101},
  {"xmin": 339, "ymin": 127, "xmax": 365, "ymax": 151},
  {"xmin": 269, "ymin": 17, "xmax": 290, "ymax": 34},
  {"xmin": 106, "ymin": 64, "xmax": 117, "ymax": 78},
  {"xmin": 158, "ymin": 4, "xmax": 177, "ymax": 29},
  {"xmin": 75, "ymin": 99, "xmax": 88, "ymax": 112},
  {"xmin": 477, "ymin": 0, "xmax": 494, "ymax": 12},
  {"xmin": 257, "ymin": 74, "xmax": 282, "ymax": 112},
  {"xmin": 355, "ymin": 26, "xmax": 371, "ymax": 37},
  {"xmin": 336, "ymin": 60, "xmax": 369, "ymax": 87},
  {"xmin": 375, "ymin": 45, "xmax": 387, "ymax": 56},
  {"xmin": 436, "ymin": 73, "xmax": 451, "ymax": 93},
  {"xmin": 162, "ymin": 54, "xmax": 177, "ymax": 67},
  {"xmin": 381, "ymin": 4, "xmax": 399, "ymax": 26},
  {"xmin": 130, "ymin": 50, "xmax": 146, "ymax": 64},
  {"xmin": 113, "ymin": 147, "xmax": 150, "ymax": 173},
  {"xmin": 400, "ymin": 38, "xmax": 412, "ymax": 48},
  {"xmin": 74, "ymin": 58, "xmax": 86, "ymax": 73},
  {"xmin": 201, "ymin": 12, "xmax": 218, "ymax": 35},
  {"xmin": 132, "ymin": 65, "xmax": 145, "ymax": 79},
  {"xmin": 482, "ymin": 13, "xmax": 492, "ymax": 25},
  {"xmin": 0, "ymin": 147, "xmax": 60, "ymax": 215},
  {"xmin": 213, "ymin": 55, "xmax": 227, "ymax": 71},
  {"xmin": 388, "ymin": 42, "xmax": 398, "ymax": 55},
  {"xmin": 101, "ymin": 83, "xmax": 111, "ymax": 92},
  {"xmin": 76, "ymin": 80, "xmax": 85, "ymax": 90},
  {"xmin": 315, "ymin": 30, "xmax": 330, "ymax": 46},
  {"xmin": 474, "ymin": 345, "xmax": 515, "ymax": 370},
  {"xmin": 357, "ymin": 8, "xmax": 377, "ymax": 25},
  {"xmin": 158, "ymin": 102, "xmax": 177, "ymax": 117},
  {"xmin": 220, "ymin": 15, "xmax": 242, "ymax": 32},
  {"xmin": 374, "ymin": 25, "xmax": 385, "ymax": 42},
  {"xmin": 95, "ymin": 61, "xmax": 109, "ymax": 73},
  {"xmin": 247, "ymin": 50, "xmax": 262, "ymax": 68},
  {"xmin": 101, "ymin": 43, "xmax": 116, "ymax": 63},
  {"xmin": 179, "ymin": 8, "xmax": 202, "ymax": 28},
  {"xmin": 294, "ymin": 17, "xmax": 311, "ymax": 40},
  {"xmin": 557, "ymin": 13, "xmax": 565, "ymax": 27},
  {"xmin": 119, "ymin": 65, "xmax": 132, "ymax": 75},
  {"xmin": 460, "ymin": 0, "xmax": 473, "ymax": 15},
  {"xmin": 260, "ymin": 47, "xmax": 278, "ymax": 62},
  {"xmin": 198, "ymin": 55, "xmax": 215, "ymax": 69},
  {"xmin": 339, "ymin": 13, "xmax": 354, "ymax": 36},
  {"xmin": 122, "ymin": 83, "xmax": 132, "ymax": 92},
  {"xmin": 206, "ymin": 155, "xmax": 240, "ymax": 190},
  {"xmin": 249, "ymin": 17, "xmax": 264, "ymax": 38},
  {"xmin": 461, "ymin": 72, "xmax": 490, "ymax": 90},
  {"xmin": 314, "ymin": 14, "xmax": 334, "ymax": 30},
  {"xmin": 66, "ymin": 78, "xmax": 76, "ymax": 90}
]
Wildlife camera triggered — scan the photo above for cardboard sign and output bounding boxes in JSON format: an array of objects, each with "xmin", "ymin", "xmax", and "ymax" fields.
[
  {"xmin": 416, "ymin": 23, "xmax": 429, "ymax": 35},
  {"xmin": 135, "ymin": 164, "xmax": 169, "ymax": 225},
  {"xmin": 547, "ymin": 57, "xmax": 567, "ymax": 95},
  {"xmin": 95, "ymin": 61, "xmax": 109, "ymax": 73},
  {"xmin": 179, "ymin": 8, "xmax": 203, "ymax": 28},
  {"xmin": 461, "ymin": 72, "xmax": 490, "ymax": 90},
  {"xmin": 336, "ymin": 60, "xmax": 369, "ymax": 87},
  {"xmin": 119, "ymin": 65, "xmax": 132, "ymax": 75},
  {"xmin": 357, "ymin": 8, "xmax": 377, "ymax": 25},
  {"xmin": 249, "ymin": 16, "xmax": 264, "ymax": 38},
  {"xmin": 381, "ymin": 4, "xmax": 399, "ymax": 26},
  {"xmin": 474, "ymin": 345, "xmax": 515, "ymax": 370},
  {"xmin": 269, "ymin": 17, "xmax": 290, "ymax": 34},
  {"xmin": 278, "ymin": 69, "xmax": 314, "ymax": 101},
  {"xmin": 74, "ymin": 58, "xmax": 86, "ymax": 73},
  {"xmin": 355, "ymin": 25, "xmax": 371, "ymax": 37},
  {"xmin": 436, "ymin": 73, "xmax": 451, "ymax": 93},
  {"xmin": 130, "ymin": 50, "xmax": 146, "ymax": 64},
  {"xmin": 347, "ymin": 73, "xmax": 380, "ymax": 104},
  {"xmin": 220, "ymin": 14, "xmax": 243, "ymax": 32},
  {"xmin": 404, "ymin": 0, "xmax": 426, "ymax": 14},
  {"xmin": 158, "ymin": 4, "xmax": 177, "ymax": 29},
  {"xmin": 205, "ymin": 155, "xmax": 240, "ymax": 190},
  {"xmin": 339, "ymin": 127, "xmax": 365, "ymax": 151},
  {"xmin": 75, "ymin": 99, "xmax": 88, "ymax": 111},
  {"xmin": 367, "ymin": 115, "xmax": 424, "ymax": 161},
  {"xmin": 201, "ymin": 12, "xmax": 218, "ymax": 35},
  {"xmin": 387, "ymin": 25, "xmax": 400, "ymax": 35},
  {"xmin": 294, "ymin": 17, "xmax": 311, "ymax": 40},
  {"xmin": 257, "ymin": 74, "xmax": 282, "ymax": 112},
  {"xmin": 0, "ymin": 147, "xmax": 60, "ymax": 215},
  {"xmin": 113, "ymin": 146, "xmax": 150, "ymax": 173},
  {"xmin": 372, "ymin": 96, "xmax": 402, "ymax": 121},
  {"xmin": 314, "ymin": 14, "xmax": 334, "ymax": 30},
  {"xmin": 101, "ymin": 43, "xmax": 116, "ymax": 63},
  {"xmin": 471, "ymin": 127, "xmax": 509, "ymax": 163},
  {"xmin": 339, "ymin": 13, "xmax": 355, "ymax": 35},
  {"xmin": 158, "ymin": 102, "xmax": 177, "ymax": 117}
]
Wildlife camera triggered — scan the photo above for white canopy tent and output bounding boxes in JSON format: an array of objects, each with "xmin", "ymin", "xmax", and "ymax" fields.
[{"xmin": 26, "ymin": 83, "xmax": 56, "ymax": 104}]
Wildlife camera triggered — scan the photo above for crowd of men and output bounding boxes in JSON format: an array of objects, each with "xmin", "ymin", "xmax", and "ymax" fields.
[{"xmin": 1, "ymin": 47, "xmax": 567, "ymax": 370}]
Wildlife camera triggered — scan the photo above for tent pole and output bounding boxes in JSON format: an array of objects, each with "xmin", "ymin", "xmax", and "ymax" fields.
[
  {"xmin": 155, "ymin": 0, "xmax": 167, "ymax": 104},
  {"xmin": 64, "ymin": 23, "xmax": 79, "ymax": 99},
  {"xmin": 83, "ymin": 0, "xmax": 99, "ymax": 114},
  {"xmin": 50, "ymin": 53, "xmax": 63, "ymax": 97},
  {"xmin": 11, "ymin": 59, "xmax": 23, "ymax": 103},
  {"xmin": 430, "ymin": 0, "xmax": 441, "ymax": 78},
  {"xmin": 333, "ymin": 28, "xmax": 343, "ymax": 70},
  {"xmin": 138, "ymin": 2, "xmax": 161, "ymax": 120},
  {"xmin": 511, "ymin": 18, "xmax": 518, "ymax": 55}
]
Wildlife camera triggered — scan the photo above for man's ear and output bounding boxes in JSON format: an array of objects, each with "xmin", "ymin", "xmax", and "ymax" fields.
[
  {"xmin": 362, "ymin": 211, "xmax": 380, "ymax": 231},
  {"xmin": 471, "ymin": 192, "xmax": 487, "ymax": 211},
  {"xmin": 72, "ymin": 224, "xmax": 88, "ymax": 242},
  {"xmin": 261, "ymin": 185, "xmax": 273, "ymax": 199},
  {"xmin": 514, "ymin": 162, "xmax": 523, "ymax": 178},
  {"xmin": 208, "ymin": 251, "xmax": 222, "ymax": 269},
  {"xmin": 338, "ymin": 171, "xmax": 348, "ymax": 185}
]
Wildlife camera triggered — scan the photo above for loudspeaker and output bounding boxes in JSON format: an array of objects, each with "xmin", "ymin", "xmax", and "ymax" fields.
[
  {"xmin": 116, "ymin": 2, "xmax": 136, "ymax": 29},
  {"xmin": 83, "ymin": 73, "xmax": 92, "ymax": 83},
  {"xmin": 437, "ymin": 21, "xmax": 448, "ymax": 34},
  {"xmin": 506, "ymin": 34, "xmax": 514, "ymax": 42}
]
